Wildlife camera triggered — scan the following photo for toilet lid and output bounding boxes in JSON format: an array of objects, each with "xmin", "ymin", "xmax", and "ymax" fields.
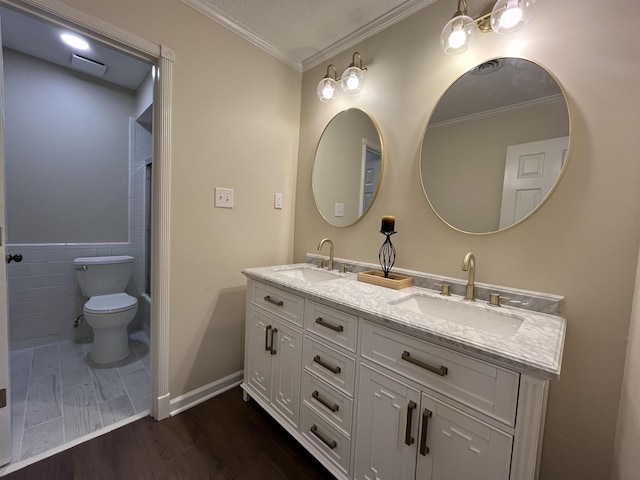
[{"xmin": 84, "ymin": 293, "xmax": 138, "ymax": 314}]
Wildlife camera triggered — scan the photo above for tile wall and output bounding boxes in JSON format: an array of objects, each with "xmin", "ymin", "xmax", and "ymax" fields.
[{"xmin": 6, "ymin": 118, "xmax": 152, "ymax": 350}]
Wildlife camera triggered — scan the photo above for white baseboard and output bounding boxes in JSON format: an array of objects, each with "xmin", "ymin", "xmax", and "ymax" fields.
[{"xmin": 169, "ymin": 370, "xmax": 243, "ymax": 416}]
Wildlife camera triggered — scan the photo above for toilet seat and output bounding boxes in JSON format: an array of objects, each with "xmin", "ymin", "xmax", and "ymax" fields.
[{"xmin": 84, "ymin": 293, "xmax": 138, "ymax": 314}]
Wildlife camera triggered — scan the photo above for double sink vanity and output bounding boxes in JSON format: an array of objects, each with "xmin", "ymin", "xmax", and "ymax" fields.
[{"xmin": 241, "ymin": 254, "xmax": 566, "ymax": 480}]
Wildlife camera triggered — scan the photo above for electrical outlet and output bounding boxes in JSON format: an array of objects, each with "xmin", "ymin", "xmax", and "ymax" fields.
[
  {"xmin": 335, "ymin": 203, "xmax": 344, "ymax": 217},
  {"xmin": 274, "ymin": 193, "xmax": 283, "ymax": 209},
  {"xmin": 214, "ymin": 187, "xmax": 234, "ymax": 208}
]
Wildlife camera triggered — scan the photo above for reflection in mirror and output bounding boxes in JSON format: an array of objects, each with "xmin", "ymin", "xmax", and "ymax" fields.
[
  {"xmin": 420, "ymin": 57, "xmax": 570, "ymax": 234},
  {"xmin": 313, "ymin": 109, "xmax": 384, "ymax": 227}
]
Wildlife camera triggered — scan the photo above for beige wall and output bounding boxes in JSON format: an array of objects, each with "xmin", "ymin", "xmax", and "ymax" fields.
[
  {"xmin": 56, "ymin": 0, "xmax": 301, "ymax": 395},
  {"xmin": 294, "ymin": 0, "xmax": 640, "ymax": 479}
]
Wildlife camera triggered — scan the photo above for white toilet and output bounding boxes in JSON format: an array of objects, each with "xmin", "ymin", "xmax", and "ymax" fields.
[{"xmin": 74, "ymin": 255, "xmax": 139, "ymax": 364}]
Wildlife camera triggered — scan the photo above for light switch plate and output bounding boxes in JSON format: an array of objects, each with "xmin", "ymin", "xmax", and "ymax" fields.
[
  {"xmin": 274, "ymin": 193, "xmax": 283, "ymax": 209},
  {"xmin": 215, "ymin": 187, "xmax": 234, "ymax": 208}
]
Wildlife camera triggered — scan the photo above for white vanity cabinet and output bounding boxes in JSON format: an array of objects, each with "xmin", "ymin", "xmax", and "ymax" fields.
[
  {"xmin": 244, "ymin": 280, "xmax": 304, "ymax": 427},
  {"xmin": 242, "ymin": 273, "xmax": 556, "ymax": 480},
  {"xmin": 355, "ymin": 350, "xmax": 513, "ymax": 480}
]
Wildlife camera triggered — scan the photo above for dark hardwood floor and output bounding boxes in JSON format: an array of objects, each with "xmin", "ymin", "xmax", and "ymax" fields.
[{"xmin": 4, "ymin": 387, "xmax": 334, "ymax": 480}]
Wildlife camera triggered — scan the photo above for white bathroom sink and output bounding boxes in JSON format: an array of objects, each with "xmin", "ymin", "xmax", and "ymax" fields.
[
  {"xmin": 390, "ymin": 293, "xmax": 523, "ymax": 337},
  {"xmin": 277, "ymin": 266, "xmax": 342, "ymax": 283}
]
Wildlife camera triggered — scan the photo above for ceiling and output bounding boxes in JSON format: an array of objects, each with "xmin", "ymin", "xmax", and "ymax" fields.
[
  {"xmin": 182, "ymin": 0, "xmax": 437, "ymax": 71},
  {"xmin": 0, "ymin": 6, "xmax": 152, "ymax": 91}
]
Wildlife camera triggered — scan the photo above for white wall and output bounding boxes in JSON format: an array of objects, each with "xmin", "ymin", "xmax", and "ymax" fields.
[
  {"xmin": 3, "ymin": 48, "xmax": 134, "ymax": 243},
  {"xmin": 294, "ymin": 0, "xmax": 640, "ymax": 478}
]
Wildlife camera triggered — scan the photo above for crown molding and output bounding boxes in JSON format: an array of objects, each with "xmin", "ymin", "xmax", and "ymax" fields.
[
  {"xmin": 428, "ymin": 94, "xmax": 566, "ymax": 129},
  {"xmin": 181, "ymin": 0, "xmax": 437, "ymax": 73},
  {"xmin": 302, "ymin": 0, "xmax": 437, "ymax": 71},
  {"xmin": 180, "ymin": 0, "xmax": 302, "ymax": 71}
]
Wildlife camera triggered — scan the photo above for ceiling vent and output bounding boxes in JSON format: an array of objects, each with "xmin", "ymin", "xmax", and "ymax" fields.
[{"xmin": 70, "ymin": 54, "xmax": 107, "ymax": 77}]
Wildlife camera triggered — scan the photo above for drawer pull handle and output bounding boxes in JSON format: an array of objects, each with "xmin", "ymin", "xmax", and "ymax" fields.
[
  {"xmin": 270, "ymin": 328, "xmax": 278, "ymax": 355},
  {"xmin": 264, "ymin": 295, "xmax": 284, "ymax": 307},
  {"xmin": 265, "ymin": 325, "xmax": 272, "ymax": 351},
  {"xmin": 310, "ymin": 424, "xmax": 337, "ymax": 450},
  {"xmin": 313, "ymin": 355, "xmax": 341, "ymax": 374},
  {"xmin": 402, "ymin": 351, "xmax": 448, "ymax": 377},
  {"xmin": 405, "ymin": 400, "xmax": 417, "ymax": 446},
  {"xmin": 315, "ymin": 317, "xmax": 344, "ymax": 332},
  {"xmin": 420, "ymin": 408, "xmax": 433, "ymax": 456},
  {"xmin": 312, "ymin": 390, "xmax": 339, "ymax": 413}
]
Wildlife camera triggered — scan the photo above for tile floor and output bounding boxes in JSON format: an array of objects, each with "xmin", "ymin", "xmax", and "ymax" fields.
[{"xmin": 9, "ymin": 330, "xmax": 150, "ymax": 463}]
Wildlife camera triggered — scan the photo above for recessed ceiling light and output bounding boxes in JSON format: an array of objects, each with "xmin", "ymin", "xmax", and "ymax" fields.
[{"xmin": 60, "ymin": 33, "xmax": 90, "ymax": 50}]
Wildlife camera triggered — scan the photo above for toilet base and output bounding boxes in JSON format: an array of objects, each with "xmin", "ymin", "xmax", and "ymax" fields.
[{"xmin": 91, "ymin": 327, "xmax": 130, "ymax": 364}]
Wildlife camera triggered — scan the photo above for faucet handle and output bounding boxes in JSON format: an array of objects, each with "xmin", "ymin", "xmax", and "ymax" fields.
[
  {"xmin": 339, "ymin": 265, "xmax": 351, "ymax": 273},
  {"xmin": 316, "ymin": 259, "xmax": 324, "ymax": 269},
  {"xmin": 489, "ymin": 293, "xmax": 511, "ymax": 307},
  {"xmin": 435, "ymin": 283, "xmax": 451, "ymax": 296}
]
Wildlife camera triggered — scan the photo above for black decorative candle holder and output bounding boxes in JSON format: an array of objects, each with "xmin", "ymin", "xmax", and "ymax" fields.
[{"xmin": 378, "ymin": 231, "xmax": 396, "ymax": 278}]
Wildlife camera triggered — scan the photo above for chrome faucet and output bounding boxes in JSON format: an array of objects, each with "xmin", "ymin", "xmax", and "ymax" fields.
[
  {"xmin": 317, "ymin": 238, "xmax": 334, "ymax": 271},
  {"xmin": 462, "ymin": 252, "xmax": 476, "ymax": 301}
]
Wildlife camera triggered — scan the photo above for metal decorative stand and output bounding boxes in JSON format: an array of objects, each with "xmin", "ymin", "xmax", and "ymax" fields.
[{"xmin": 378, "ymin": 231, "xmax": 396, "ymax": 278}]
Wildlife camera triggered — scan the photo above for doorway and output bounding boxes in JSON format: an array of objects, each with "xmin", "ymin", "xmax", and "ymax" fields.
[{"xmin": 0, "ymin": 0, "xmax": 173, "ymax": 472}]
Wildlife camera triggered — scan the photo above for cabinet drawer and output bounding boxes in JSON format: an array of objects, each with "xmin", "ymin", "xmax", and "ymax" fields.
[
  {"xmin": 301, "ymin": 405, "xmax": 351, "ymax": 475},
  {"xmin": 303, "ymin": 336, "xmax": 356, "ymax": 396},
  {"xmin": 305, "ymin": 301, "xmax": 358, "ymax": 352},
  {"xmin": 250, "ymin": 281, "xmax": 304, "ymax": 327},
  {"xmin": 302, "ymin": 372, "xmax": 353, "ymax": 436},
  {"xmin": 361, "ymin": 321, "xmax": 519, "ymax": 426}
]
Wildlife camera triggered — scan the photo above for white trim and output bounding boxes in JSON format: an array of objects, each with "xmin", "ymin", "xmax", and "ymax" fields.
[
  {"xmin": 180, "ymin": 0, "xmax": 300, "ymax": 71},
  {"xmin": 428, "ymin": 94, "xmax": 566, "ymax": 129},
  {"xmin": 0, "ymin": 0, "xmax": 173, "ymax": 425},
  {"xmin": 169, "ymin": 371, "xmax": 243, "ymax": 416},
  {"xmin": 180, "ymin": 0, "xmax": 437, "ymax": 72}
]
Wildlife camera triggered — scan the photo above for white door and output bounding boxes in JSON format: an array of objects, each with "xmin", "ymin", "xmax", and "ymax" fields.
[
  {"xmin": 245, "ymin": 309, "xmax": 274, "ymax": 405},
  {"xmin": 499, "ymin": 136, "xmax": 569, "ymax": 229},
  {"xmin": 0, "ymin": 16, "xmax": 12, "ymax": 466},
  {"xmin": 359, "ymin": 139, "xmax": 381, "ymax": 215},
  {"xmin": 270, "ymin": 318, "xmax": 302, "ymax": 427},
  {"xmin": 415, "ymin": 392, "xmax": 512, "ymax": 480},
  {"xmin": 354, "ymin": 363, "xmax": 420, "ymax": 480}
]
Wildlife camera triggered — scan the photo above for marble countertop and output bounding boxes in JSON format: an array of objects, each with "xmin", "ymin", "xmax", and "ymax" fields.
[{"xmin": 242, "ymin": 263, "xmax": 566, "ymax": 380}]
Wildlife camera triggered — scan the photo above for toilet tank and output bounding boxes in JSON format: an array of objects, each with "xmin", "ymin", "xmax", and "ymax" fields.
[{"xmin": 74, "ymin": 255, "xmax": 135, "ymax": 297}]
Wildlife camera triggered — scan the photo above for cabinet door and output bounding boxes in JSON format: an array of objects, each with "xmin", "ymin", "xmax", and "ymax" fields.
[
  {"xmin": 416, "ymin": 392, "xmax": 512, "ymax": 480},
  {"xmin": 271, "ymin": 318, "xmax": 303, "ymax": 427},
  {"xmin": 245, "ymin": 309, "xmax": 274, "ymax": 404},
  {"xmin": 355, "ymin": 364, "xmax": 420, "ymax": 480}
]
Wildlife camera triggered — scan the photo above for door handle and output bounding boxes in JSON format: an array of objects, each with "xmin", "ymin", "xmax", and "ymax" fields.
[
  {"xmin": 265, "ymin": 325, "xmax": 272, "ymax": 351},
  {"xmin": 419, "ymin": 408, "xmax": 433, "ymax": 456},
  {"xmin": 6, "ymin": 253, "xmax": 22, "ymax": 264},
  {"xmin": 405, "ymin": 400, "xmax": 417, "ymax": 446},
  {"xmin": 270, "ymin": 328, "xmax": 278, "ymax": 355}
]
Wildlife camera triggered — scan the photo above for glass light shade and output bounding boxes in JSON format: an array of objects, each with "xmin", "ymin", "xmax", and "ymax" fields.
[
  {"xmin": 60, "ymin": 33, "xmax": 90, "ymax": 50},
  {"xmin": 490, "ymin": 0, "xmax": 536, "ymax": 35},
  {"xmin": 317, "ymin": 77, "xmax": 338, "ymax": 102},
  {"xmin": 340, "ymin": 66, "xmax": 364, "ymax": 93},
  {"xmin": 440, "ymin": 15, "xmax": 478, "ymax": 55}
]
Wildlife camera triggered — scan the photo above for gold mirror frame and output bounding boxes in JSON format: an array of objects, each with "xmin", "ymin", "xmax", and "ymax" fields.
[
  {"xmin": 419, "ymin": 57, "xmax": 572, "ymax": 235},
  {"xmin": 313, "ymin": 108, "xmax": 385, "ymax": 227}
]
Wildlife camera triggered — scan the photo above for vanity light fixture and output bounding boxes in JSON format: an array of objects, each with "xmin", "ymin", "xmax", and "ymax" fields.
[
  {"xmin": 317, "ymin": 52, "xmax": 368, "ymax": 102},
  {"xmin": 440, "ymin": 0, "xmax": 536, "ymax": 55}
]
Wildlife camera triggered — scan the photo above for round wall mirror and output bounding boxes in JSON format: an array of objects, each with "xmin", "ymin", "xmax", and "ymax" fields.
[
  {"xmin": 313, "ymin": 109, "xmax": 384, "ymax": 227},
  {"xmin": 420, "ymin": 57, "xmax": 571, "ymax": 234}
]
